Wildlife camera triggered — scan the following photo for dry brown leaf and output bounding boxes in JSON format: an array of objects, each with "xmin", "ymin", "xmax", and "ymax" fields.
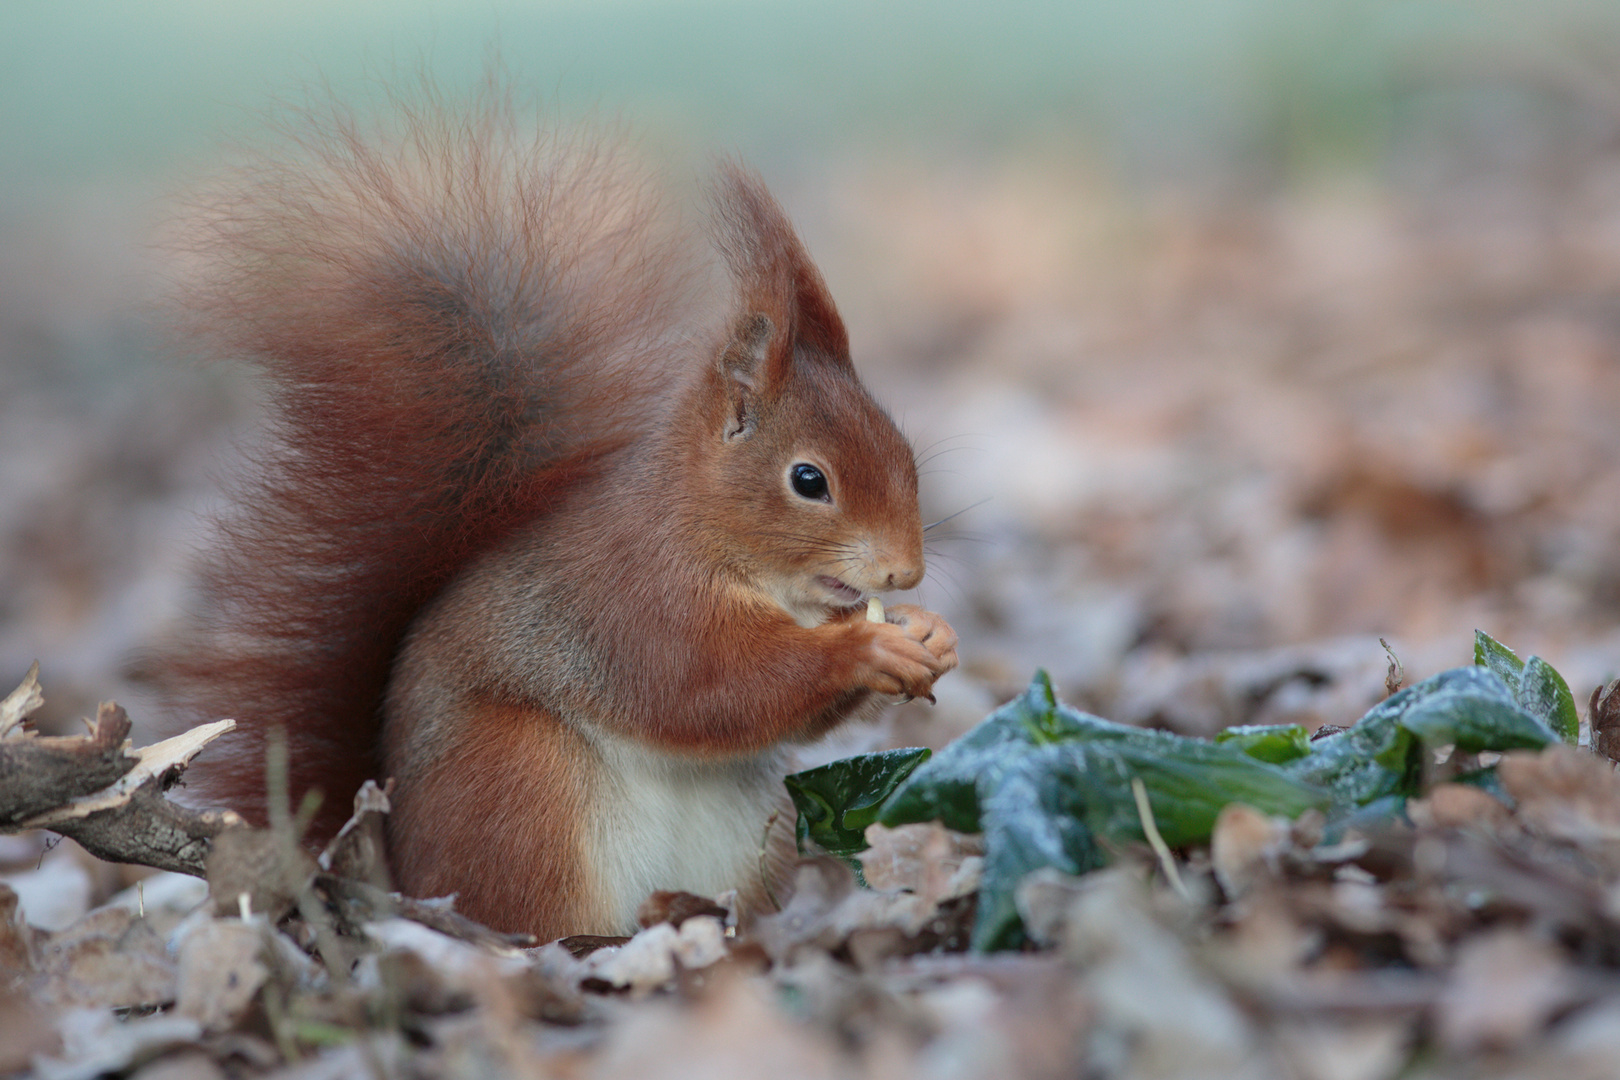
[
  {"xmin": 1015, "ymin": 867, "xmax": 1090, "ymax": 949},
  {"xmin": 203, "ymin": 828, "xmax": 313, "ymax": 923},
  {"xmin": 174, "ymin": 920, "xmax": 267, "ymax": 1032},
  {"xmin": 858, "ymin": 821, "xmax": 983, "ymax": 904},
  {"xmin": 1203, "ymin": 888, "xmax": 1320, "ymax": 987},
  {"xmin": 34, "ymin": 905, "xmax": 174, "ymax": 1009},
  {"xmin": 1407, "ymin": 783, "xmax": 1511, "ymax": 830},
  {"xmin": 363, "ymin": 917, "xmax": 529, "ymax": 987},
  {"xmin": 128, "ymin": 1051, "xmax": 227, "ymax": 1080},
  {"xmin": 751, "ymin": 858, "xmax": 857, "ymax": 957},
  {"xmin": 1059, "ymin": 867, "xmax": 1263, "ymax": 1077},
  {"xmin": 1274, "ymin": 1019, "xmax": 1413, "ymax": 1080},
  {"xmin": 592, "ymin": 967, "xmax": 846, "ymax": 1080},
  {"xmin": 1590, "ymin": 680, "xmax": 1620, "ymax": 766},
  {"xmin": 0, "ymin": 988, "xmax": 60, "ymax": 1074},
  {"xmin": 636, "ymin": 889, "xmax": 730, "ymax": 930},
  {"xmin": 1435, "ymin": 929, "xmax": 1573, "ymax": 1052},
  {"xmin": 1500, "ymin": 746, "xmax": 1620, "ymax": 846},
  {"xmin": 0, "ymin": 885, "xmax": 38, "ymax": 981},
  {"xmin": 580, "ymin": 916, "xmax": 729, "ymax": 995},
  {"xmin": 317, "ymin": 778, "xmax": 392, "ymax": 890},
  {"xmin": 755, "ymin": 856, "xmax": 974, "ymax": 964},
  {"xmin": 1546, "ymin": 996, "xmax": 1620, "ymax": 1077},
  {"xmin": 1211, "ymin": 803, "xmax": 1291, "ymax": 898}
]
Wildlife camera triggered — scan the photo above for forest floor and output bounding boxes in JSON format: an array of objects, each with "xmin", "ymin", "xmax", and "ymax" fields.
[{"xmin": 6, "ymin": 145, "xmax": 1620, "ymax": 1078}]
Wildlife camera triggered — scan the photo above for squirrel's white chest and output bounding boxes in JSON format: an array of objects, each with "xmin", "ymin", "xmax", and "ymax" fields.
[{"xmin": 581, "ymin": 731, "xmax": 789, "ymax": 933}]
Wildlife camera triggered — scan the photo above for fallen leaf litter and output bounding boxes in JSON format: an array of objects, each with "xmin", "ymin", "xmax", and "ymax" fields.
[{"xmin": 7, "ymin": 635, "xmax": 1620, "ymax": 1079}]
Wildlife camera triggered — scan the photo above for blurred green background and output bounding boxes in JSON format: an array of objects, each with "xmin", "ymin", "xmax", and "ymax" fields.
[{"xmin": 4, "ymin": 0, "xmax": 1618, "ymax": 195}]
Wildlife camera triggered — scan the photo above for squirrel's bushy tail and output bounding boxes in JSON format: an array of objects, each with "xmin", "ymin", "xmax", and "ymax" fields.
[{"xmin": 163, "ymin": 88, "xmax": 704, "ymax": 841}]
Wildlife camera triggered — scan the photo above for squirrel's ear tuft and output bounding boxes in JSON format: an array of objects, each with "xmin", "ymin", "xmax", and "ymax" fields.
[{"xmin": 710, "ymin": 163, "xmax": 850, "ymax": 389}]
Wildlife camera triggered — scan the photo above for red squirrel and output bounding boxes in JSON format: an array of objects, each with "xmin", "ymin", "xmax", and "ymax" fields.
[{"xmin": 162, "ymin": 92, "xmax": 958, "ymax": 940}]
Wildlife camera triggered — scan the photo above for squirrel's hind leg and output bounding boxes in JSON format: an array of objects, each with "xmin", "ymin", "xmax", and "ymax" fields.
[{"xmin": 384, "ymin": 697, "xmax": 599, "ymax": 941}]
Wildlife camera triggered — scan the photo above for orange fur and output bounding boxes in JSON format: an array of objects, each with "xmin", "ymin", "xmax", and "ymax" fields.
[
  {"xmin": 385, "ymin": 698, "xmax": 591, "ymax": 936},
  {"xmin": 162, "ymin": 87, "xmax": 958, "ymax": 940}
]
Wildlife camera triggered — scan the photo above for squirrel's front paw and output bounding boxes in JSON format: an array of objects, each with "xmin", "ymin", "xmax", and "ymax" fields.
[{"xmin": 855, "ymin": 604, "xmax": 959, "ymax": 701}]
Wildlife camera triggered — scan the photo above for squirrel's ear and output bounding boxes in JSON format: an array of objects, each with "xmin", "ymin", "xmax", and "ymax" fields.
[
  {"xmin": 719, "ymin": 313, "xmax": 772, "ymax": 441},
  {"xmin": 711, "ymin": 163, "xmax": 850, "ymax": 398}
]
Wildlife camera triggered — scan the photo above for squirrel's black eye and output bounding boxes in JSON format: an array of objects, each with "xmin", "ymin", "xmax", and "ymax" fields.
[{"xmin": 789, "ymin": 462, "xmax": 830, "ymax": 502}]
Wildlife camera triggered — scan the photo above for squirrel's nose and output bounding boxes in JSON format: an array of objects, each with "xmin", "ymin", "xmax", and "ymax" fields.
[{"xmin": 886, "ymin": 562, "xmax": 924, "ymax": 591}]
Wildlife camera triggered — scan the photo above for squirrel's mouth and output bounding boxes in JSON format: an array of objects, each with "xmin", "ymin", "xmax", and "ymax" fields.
[{"xmin": 816, "ymin": 575, "xmax": 864, "ymax": 605}]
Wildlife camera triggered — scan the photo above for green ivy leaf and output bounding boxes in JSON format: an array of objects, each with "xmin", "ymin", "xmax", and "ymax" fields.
[
  {"xmin": 1214, "ymin": 724, "xmax": 1312, "ymax": 764},
  {"xmin": 1518, "ymin": 656, "xmax": 1579, "ymax": 745},
  {"xmin": 1474, "ymin": 629, "xmax": 1525, "ymax": 689},
  {"xmin": 1473, "ymin": 630, "xmax": 1578, "ymax": 744},
  {"xmin": 878, "ymin": 674, "xmax": 1328, "ymax": 949},
  {"xmin": 788, "ymin": 640, "xmax": 1570, "ymax": 953},
  {"xmin": 1291, "ymin": 665, "xmax": 1558, "ymax": 813},
  {"xmin": 973, "ymin": 754, "xmax": 1105, "ymax": 951},
  {"xmin": 784, "ymin": 747, "xmax": 931, "ymax": 879}
]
